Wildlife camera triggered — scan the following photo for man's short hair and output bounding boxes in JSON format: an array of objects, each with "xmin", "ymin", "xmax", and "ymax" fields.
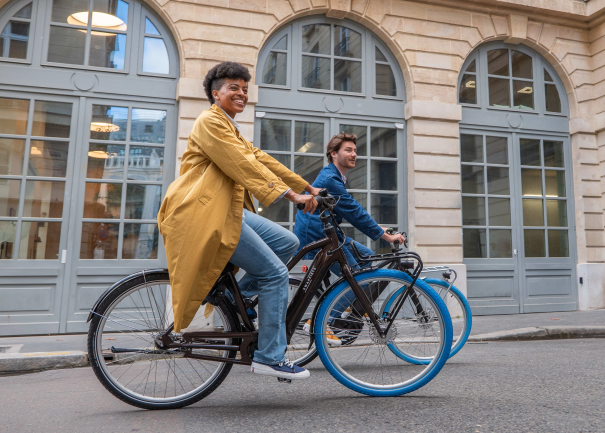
[
  {"xmin": 203, "ymin": 62, "xmax": 251, "ymax": 104},
  {"xmin": 326, "ymin": 132, "xmax": 357, "ymax": 163}
]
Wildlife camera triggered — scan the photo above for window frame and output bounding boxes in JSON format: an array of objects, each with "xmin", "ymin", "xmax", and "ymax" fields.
[
  {"xmin": 0, "ymin": 0, "xmax": 38, "ymax": 64},
  {"xmin": 135, "ymin": 10, "xmax": 177, "ymax": 78}
]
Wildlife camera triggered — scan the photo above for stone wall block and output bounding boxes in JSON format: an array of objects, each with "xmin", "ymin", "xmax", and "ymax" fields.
[
  {"xmin": 575, "ymin": 85, "xmax": 596, "ymax": 104},
  {"xmin": 415, "ymin": 172, "xmax": 460, "ymax": 190},
  {"xmin": 327, "ymin": 0, "xmax": 350, "ymax": 18},
  {"xmin": 179, "ymin": 98, "xmax": 209, "ymax": 118},
  {"xmin": 585, "ymin": 213, "xmax": 605, "ymax": 231},
  {"xmin": 539, "ymin": 23, "xmax": 559, "ymax": 50},
  {"xmin": 585, "ymin": 230, "xmax": 605, "ymax": 247},
  {"xmin": 415, "ymin": 209, "xmax": 461, "ymax": 227},
  {"xmin": 416, "ymin": 227, "xmax": 462, "ymax": 246},
  {"xmin": 411, "ymin": 67, "xmax": 458, "ymax": 86},
  {"xmin": 178, "ymin": 118, "xmax": 196, "ymax": 139},
  {"xmin": 571, "ymin": 70, "xmax": 594, "ymax": 87},
  {"xmin": 413, "ymin": 135, "xmax": 460, "ymax": 154},
  {"xmin": 229, "ymin": 0, "xmax": 266, "ymax": 12},
  {"xmin": 491, "ymin": 15, "xmax": 508, "ymax": 36},
  {"xmin": 551, "ymin": 39, "xmax": 591, "ymax": 62},
  {"xmin": 414, "ymin": 52, "xmax": 452, "ymax": 70},
  {"xmin": 288, "ymin": 0, "xmax": 311, "ymax": 12},
  {"xmin": 559, "ymin": 27, "xmax": 589, "ymax": 43},
  {"xmin": 411, "ymin": 83, "xmax": 458, "ymax": 104},
  {"xmin": 404, "ymin": 100, "xmax": 462, "ymax": 121},
  {"xmin": 589, "ymin": 21, "xmax": 605, "ymax": 43},
  {"xmin": 267, "ymin": 0, "xmax": 294, "ymax": 20},
  {"xmin": 505, "ymin": 14, "xmax": 527, "ymax": 44},
  {"xmin": 583, "ymin": 181, "xmax": 602, "ymax": 198},
  {"xmin": 165, "ymin": 2, "xmax": 200, "ymax": 23},
  {"xmin": 410, "ymin": 118, "xmax": 459, "ymax": 137},
  {"xmin": 311, "ymin": 0, "xmax": 328, "ymax": 7},
  {"xmin": 459, "ymin": 27, "xmax": 482, "ymax": 48},
  {"xmin": 586, "ymin": 248, "xmax": 605, "ymax": 264},
  {"xmin": 414, "ymin": 154, "xmax": 459, "ymax": 173},
  {"xmin": 526, "ymin": 20, "xmax": 542, "ymax": 42},
  {"xmin": 196, "ymin": 40, "xmax": 258, "ymax": 62},
  {"xmin": 584, "ymin": 197, "xmax": 603, "ymax": 213},
  {"xmin": 390, "ymin": 0, "xmax": 426, "ymax": 20},
  {"xmin": 472, "ymin": 13, "xmax": 496, "ymax": 39},
  {"xmin": 451, "ymin": 40, "xmax": 472, "ymax": 59},
  {"xmin": 350, "ymin": 0, "xmax": 368, "ymax": 14},
  {"xmin": 591, "ymin": 36, "xmax": 605, "ymax": 58},
  {"xmin": 402, "ymin": 18, "xmax": 460, "ymax": 40},
  {"xmin": 413, "ymin": 246, "xmax": 462, "ymax": 264},
  {"xmin": 579, "ymin": 164, "xmax": 600, "ymax": 182},
  {"xmin": 415, "ymin": 190, "xmax": 461, "ymax": 208},
  {"xmin": 364, "ymin": 0, "xmax": 390, "ymax": 24},
  {"xmin": 425, "ymin": 5, "xmax": 471, "ymax": 27},
  {"xmin": 382, "ymin": 16, "xmax": 405, "ymax": 36}
]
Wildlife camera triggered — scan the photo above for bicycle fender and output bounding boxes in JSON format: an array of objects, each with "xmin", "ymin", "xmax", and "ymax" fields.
[{"xmin": 86, "ymin": 268, "xmax": 169, "ymax": 322}]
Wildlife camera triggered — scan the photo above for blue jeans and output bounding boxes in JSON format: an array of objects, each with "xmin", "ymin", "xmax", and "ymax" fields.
[
  {"xmin": 229, "ymin": 209, "xmax": 299, "ymax": 365},
  {"xmin": 328, "ymin": 239, "xmax": 374, "ymax": 321}
]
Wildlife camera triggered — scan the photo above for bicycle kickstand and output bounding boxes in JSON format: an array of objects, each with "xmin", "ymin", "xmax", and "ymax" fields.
[{"xmin": 277, "ymin": 377, "xmax": 292, "ymax": 384}]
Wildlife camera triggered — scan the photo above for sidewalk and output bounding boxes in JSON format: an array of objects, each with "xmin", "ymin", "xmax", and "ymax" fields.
[{"xmin": 1, "ymin": 308, "xmax": 604, "ymax": 373}]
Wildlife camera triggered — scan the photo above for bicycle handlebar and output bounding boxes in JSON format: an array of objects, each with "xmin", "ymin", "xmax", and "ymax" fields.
[{"xmin": 295, "ymin": 188, "xmax": 336, "ymax": 211}]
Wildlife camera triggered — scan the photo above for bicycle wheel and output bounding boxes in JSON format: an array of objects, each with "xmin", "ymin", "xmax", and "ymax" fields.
[
  {"xmin": 284, "ymin": 278, "xmax": 320, "ymax": 366},
  {"xmin": 314, "ymin": 269, "xmax": 452, "ymax": 397},
  {"xmin": 88, "ymin": 271, "xmax": 237, "ymax": 410},
  {"xmin": 380, "ymin": 279, "xmax": 472, "ymax": 364}
]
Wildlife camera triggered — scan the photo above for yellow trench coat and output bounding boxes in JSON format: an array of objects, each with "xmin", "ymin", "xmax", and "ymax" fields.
[{"xmin": 157, "ymin": 105, "xmax": 308, "ymax": 332}]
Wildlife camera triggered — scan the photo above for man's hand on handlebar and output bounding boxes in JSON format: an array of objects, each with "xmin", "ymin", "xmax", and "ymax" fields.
[{"xmin": 381, "ymin": 229, "xmax": 406, "ymax": 246}]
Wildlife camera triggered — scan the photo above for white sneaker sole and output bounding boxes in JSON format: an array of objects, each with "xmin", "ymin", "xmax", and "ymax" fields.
[
  {"xmin": 327, "ymin": 338, "xmax": 342, "ymax": 346},
  {"xmin": 250, "ymin": 362, "xmax": 310, "ymax": 380}
]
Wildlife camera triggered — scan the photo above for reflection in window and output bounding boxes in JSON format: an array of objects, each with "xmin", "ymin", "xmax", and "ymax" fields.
[
  {"xmin": 80, "ymin": 222, "xmax": 119, "ymax": 259},
  {"xmin": 125, "ymin": 184, "xmax": 162, "ymax": 219},
  {"xmin": 459, "ymin": 60, "xmax": 476, "ymax": 104},
  {"xmin": 23, "ymin": 180, "xmax": 65, "ymax": 218},
  {"xmin": 544, "ymin": 69, "xmax": 562, "ymax": 113},
  {"xmin": 86, "ymin": 144, "xmax": 125, "ymax": 179},
  {"xmin": 18, "ymin": 221, "xmax": 62, "ymax": 259},
  {"xmin": 334, "ymin": 59, "xmax": 361, "ymax": 93},
  {"xmin": 89, "ymin": 33, "xmax": 126, "ymax": 69},
  {"xmin": 32, "ymin": 101, "xmax": 72, "ymax": 138},
  {"xmin": 0, "ymin": 98, "xmax": 29, "ymax": 136},
  {"xmin": 295, "ymin": 122, "xmax": 323, "ymax": 153},
  {"xmin": 144, "ymin": 18, "xmax": 160, "ymax": 35},
  {"xmin": 0, "ymin": 179, "xmax": 21, "ymax": 217},
  {"xmin": 0, "ymin": 138, "xmax": 25, "ymax": 176},
  {"xmin": 260, "ymin": 119, "xmax": 290, "ymax": 151},
  {"xmin": 262, "ymin": 35, "xmax": 287, "ymax": 86},
  {"xmin": 47, "ymin": 26, "xmax": 86, "ymax": 65},
  {"xmin": 131, "ymin": 109, "xmax": 166, "ymax": 143},
  {"xmin": 91, "ymin": 105, "xmax": 128, "ymax": 140},
  {"xmin": 302, "ymin": 24, "xmax": 330, "ymax": 54},
  {"xmin": 0, "ymin": 220, "xmax": 16, "ymax": 259},
  {"xmin": 463, "ymin": 229, "xmax": 486, "ymax": 258},
  {"xmin": 334, "ymin": 26, "xmax": 361, "ymax": 58},
  {"xmin": 142, "ymin": 37, "xmax": 169, "ymax": 74},
  {"xmin": 28, "ymin": 141, "xmax": 69, "ymax": 177},
  {"xmin": 122, "ymin": 223, "xmax": 159, "ymax": 259},
  {"xmin": 302, "ymin": 56, "xmax": 330, "ymax": 89},
  {"xmin": 0, "ymin": 3, "xmax": 32, "ymax": 60},
  {"xmin": 83, "ymin": 182, "xmax": 122, "ymax": 218},
  {"xmin": 128, "ymin": 146, "xmax": 164, "ymax": 181}
]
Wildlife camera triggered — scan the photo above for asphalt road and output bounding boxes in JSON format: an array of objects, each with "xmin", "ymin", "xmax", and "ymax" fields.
[{"xmin": 1, "ymin": 339, "xmax": 604, "ymax": 433}]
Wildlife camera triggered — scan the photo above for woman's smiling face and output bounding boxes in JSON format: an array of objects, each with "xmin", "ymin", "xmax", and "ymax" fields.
[{"xmin": 212, "ymin": 78, "xmax": 248, "ymax": 118}]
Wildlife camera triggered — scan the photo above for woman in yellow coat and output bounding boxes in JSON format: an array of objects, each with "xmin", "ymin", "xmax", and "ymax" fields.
[{"xmin": 158, "ymin": 62, "xmax": 320, "ymax": 379}]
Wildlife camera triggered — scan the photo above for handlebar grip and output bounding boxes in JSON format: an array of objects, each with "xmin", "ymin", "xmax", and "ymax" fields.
[{"xmin": 296, "ymin": 203, "xmax": 305, "ymax": 210}]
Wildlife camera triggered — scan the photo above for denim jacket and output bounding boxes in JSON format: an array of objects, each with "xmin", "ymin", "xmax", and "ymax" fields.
[{"xmin": 293, "ymin": 163, "xmax": 384, "ymax": 259}]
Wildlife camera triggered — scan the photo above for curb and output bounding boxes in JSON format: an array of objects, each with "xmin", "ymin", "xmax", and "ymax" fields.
[
  {"xmin": 0, "ymin": 351, "xmax": 88, "ymax": 374},
  {"xmin": 469, "ymin": 326, "xmax": 605, "ymax": 342}
]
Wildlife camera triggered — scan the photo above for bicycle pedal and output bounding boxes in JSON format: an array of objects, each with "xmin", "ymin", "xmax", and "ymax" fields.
[{"xmin": 277, "ymin": 377, "xmax": 292, "ymax": 384}]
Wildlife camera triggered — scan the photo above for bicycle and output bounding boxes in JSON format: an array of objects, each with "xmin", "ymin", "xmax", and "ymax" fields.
[{"xmin": 87, "ymin": 190, "xmax": 453, "ymax": 409}]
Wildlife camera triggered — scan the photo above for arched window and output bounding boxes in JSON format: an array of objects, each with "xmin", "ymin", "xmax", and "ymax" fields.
[
  {"xmin": 0, "ymin": 0, "xmax": 176, "ymax": 76},
  {"xmin": 256, "ymin": 18, "xmax": 405, "ymax": 253}
]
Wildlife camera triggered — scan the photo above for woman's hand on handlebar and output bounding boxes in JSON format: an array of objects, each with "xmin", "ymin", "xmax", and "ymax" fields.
[
  {"xmin": 286, "ymin": 190, "xmax": 318, "ymax": 214},
  {"xmin": 381, "ymin": 229, "xmax": 406, "ymax": 246}
]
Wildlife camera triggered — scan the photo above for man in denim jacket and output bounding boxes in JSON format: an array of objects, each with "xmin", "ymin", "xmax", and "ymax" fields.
[{"xmin": 294, "ymin": 131, "xmax": 406, "ymax": 273}]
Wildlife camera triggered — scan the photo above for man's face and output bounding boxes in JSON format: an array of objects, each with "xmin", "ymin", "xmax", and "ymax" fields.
[
  {"xmin": 331, "ymin": 141, "xmax": 357, "ymax": 169},
  {"xmin": 212, "ymin": 78, "xmax": 248, "ymax": 114}
]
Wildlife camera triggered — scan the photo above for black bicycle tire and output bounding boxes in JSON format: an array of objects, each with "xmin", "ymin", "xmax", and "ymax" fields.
[{"xmin": 87, "ymin": 271, "xmax": 237, "ymax": 410}]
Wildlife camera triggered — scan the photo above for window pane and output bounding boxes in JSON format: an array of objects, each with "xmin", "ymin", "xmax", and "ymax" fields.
[
  {"xmin": 371, "ymin": 193, "xmax": 397, "ymax": 224},
  {"xmin": 273, "ymin": 35, "xmax": 286, "ymax": 50},
  {"xmin": 260, "ymin": 119, "xmax": 290, "ymax": 151},
  {"xmin": 487, "ymin": 49, "xmax": 509, "ymax": 76},
  {"xmin": 463, "ymin": 228, "xmax": 486, "ymax": 258},
  {"xmin": 145, "ymin": 18, "xmax": 160, "ymax": 35},
  {"xmin": 0, "ymin": 98, "xmax": 29, "ymax": 135},
  {"xmin": 489, "ymin": 229, "xmax": 512, "ymax": 258},
  {"xmin": 548, "ymin": 230, "xmax": 569, "ymax": 257},
  {"xmin": 524, "ymin": 229, "xmax": 545, "ymax": 257},
  {"xmin": 86, "ymin": 143, "xmax": 125, "ymax": 179},
  {"xmin": 1, "ymin": 21, "xmax": 30, "ymax": 59},
  {"xmin": 90, "ymin": 105, "xmax": 128, "ymax": 141},
  {"xmin": 511, "ymin": 51, "xmax": 532, "ymax": 79},
  {"xmin": 131, "ymin": 109, "xmax": 166, "ymax": 144},
  {"xmin": 544, "ymin": 69, "xmax": 553, "ymax": 82},
  {"xmin": 51, "ymin": 0, "xmax": 89, "ymax": 23},
  {"xmin": 544, "ymin": 141, "xmax": 564, "ymax": 167},
  {"xmin": 32, "ymin": 101, "xmax": 72, "ymax": 138},
  {"xmin": 460, "ymin": 134, "xmax": 483, "ymax": 163},
  {"xmin": 521, "ymin": 168, "xmax": 542, "ymax": 196},
  {"xmin": 0, "ymin": 220, "xmax": 16, "ymax": 259},
  {"xmin": 301, "ymin": 56, "xmax": 330, "ymax": 90},
  {"xmin": 122, "ymin": 223, "xmax": 159, "ymax": 259},
  {"xmin": 334, "ymin": 60, "xmax": 362, "ymax": 93},
  {"xmin": 15, "ymin": 3, "xmax": 33, "ymax": 19},
  {"xmin": 375, "ymin": 47, "xmax": 387, "ymax": 62},
  {"xmin": 125, "ymin": 184, "xmax": 162, "ymax": 220},
  {"xmin": 0, "ymin": 179, "xmax": 20, "ymax": 217},
  {"xmin": 80, "ymin": 222, "xmax": 119, "ymax": 259},
  {"xmin": 267, "ymin": 152, "xmax": 290, "ymax": 168},
  {"xmin": 462, "ymin": 196, "xmax": 486, "ymax": 226},
  {"xmin": 18, "ymin": 221, "xmax": 62, "ymax": 260},
  {"xmin": 522, "ymin": 199, "xmax": 543, "ymax": 226},
  {"xmin": 302, "ymin": 24, "xmax": 330, "ymax": 55},
  {"xmin": 545, "ymin": 84, "xmax": 562, "ymax": 113},
  {"xmin": 487, "ymin": 167, "xmax": 509, "ymax": 195},
  {"xmin": 488, "ymin": 77, "xmax": 510, "ymax": 107},
  {"xmin": 0, "ymin": 138, "xmax": 25, "ymax": 176},
  {"xmin": 295, "ymin": 122, "xmax": 323, "ymax": 153},
  {"xmin": 334, "ymin": 26, "xmax": 361, "ymax": 58},
  {"xmin": 28, "ymin": 141, "xmax": 69, "ymax": 177},
  {"xmin": 92, "ymin": 0, "xmax": 129, "ymax": 31},
  {"xmin": 545, "ymin": 170, "xmax": 566, "ymax": 198},
  {"xmin": 488, "ymin": 197, "xmax": 511, "ymax": 226},
  {"xmin": 459, "ymin": 74, "xmax": 476, "ymax": 104},
  {"xmin": 23, "ymin": 180, "xmax": 65, "ymax": 218},
  {"xmin": 294, "ymin": 155, "xmax": 323, "ymax": 184},
  {"xmin": 48, "ymin": 26, "xmax": 86, "ymax": 65},
  {"xmin": 340, "ymin": 125, "xmax": 366, "ymax": 156},
  {"xmin": 262, "ymin": 52, "xmax": 287, "ymax": 86},
  {"xmin": 258, "ymin": 198, "xmax": 289, "ymax": 223},
  {"xmin": 461, "ymin": 165, "xmax": 484, "ymax": 194},
  {"xmin": 486, "ymin": 136, "xmax": 508, "ymax": 164},
  {"xmin": 83, "ymin": 182, "xmax": 122, "ymax": 218},
  {"xmin": 347, "ymin": 159, "xmax": 366, "ymax": 189},
  {"xmin": 513, "ymin": 80, "xmax": 534, "ymax": 110},
  {"xmin": 142, "ymin": 37, "xmax": 169, "ymax": 74},
  {"xmin": 520, "ymin": 139, "xmax": 541, "ymax": 166},
  {"xmin": 128, "ymin": 146, "xmax": 164, "ymax": 181},
  {"xmin": 372, "ymin": 235, "xmax": 395, "ymax": 255},
  {"xmin": 89, "ymin": 33, "xmax": 126, "ymax": 69},
  {"xmin": 546, "ymin": 200, "xmax": 567, "ymax": 227},
  {"xmin": 376, "ymin": 64, "xmax": 396, "ymax": 96},
  {"xmin": 371, "ymin": 127, "xmax": 396, "ymax": 157},
  {"xmin": 466, "ymin": 59, "xmax": 476, "ymax": 73},
  {"xmin": 371, "ymin": 160, "xmax": 397, "ymax": 190}
]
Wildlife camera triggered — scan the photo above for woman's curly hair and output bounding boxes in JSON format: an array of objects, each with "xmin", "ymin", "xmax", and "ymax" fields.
[{"xmin": 203, "ymin": 62, "xmax": 251, "ymax": 104}]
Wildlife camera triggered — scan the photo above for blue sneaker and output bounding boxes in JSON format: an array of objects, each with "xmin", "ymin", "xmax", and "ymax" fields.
[{"xmin": 251, "ymin": 358, "xmax": 310, "ymax": 380}]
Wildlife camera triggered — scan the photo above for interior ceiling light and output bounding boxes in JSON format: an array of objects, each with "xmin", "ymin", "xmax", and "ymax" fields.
[
  {"xmin": 465, "ymin": 81, "xmax": 475, "ymax": 88},
  {"xmin": 90, "ymin": 122, "xmax": 120, "ymax": 133},
  {"xmin": 67, "ymin": 12, "xmax": 127, "ymax": 34},
  {"xmin": 88, "ymin": 150, "xmax": 110, "ymax": 159},
  {"xmin": 30, "ymin": 147, "xmax": 42, "ymax": 155},
  {"xmin": 517, "ymin": 86, "xmax": 533, "ymax": 94}
]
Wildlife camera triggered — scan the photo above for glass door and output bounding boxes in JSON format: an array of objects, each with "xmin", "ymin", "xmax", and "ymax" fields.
[{"xmin": 0, "ymin": 93, "xmax": 79, "ymax": 335}]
